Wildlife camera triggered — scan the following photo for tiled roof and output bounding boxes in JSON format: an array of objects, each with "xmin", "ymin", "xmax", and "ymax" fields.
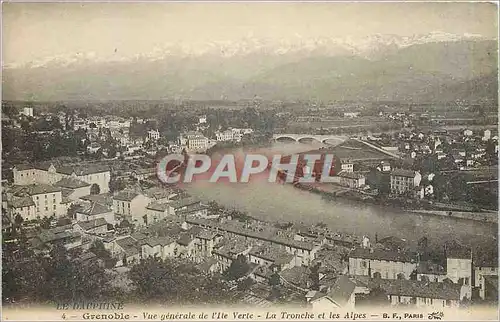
[
  {"xmin": 116, "ymin": 237, "xmax": 141, "ymax": 257},
  {"xmin": 349, "ymin": 248, "xmax": 417, "ymax": 263},
  {"xmin": 9, "ymin": 196, "xmax": 35, "ymax": 208},
  {"xmin": 370, "ymin": 278, "xmax": 463, "ymax": 301},
  {"xmin": 338, "ymin": 172, "xmax": 365, "ymax": 179},
  {"xmin": 80, "ymin": 194, "xmax": 113, "ymax": 206},
  {"xmin": 195, "ymin": 258, "xmax": 219, "ymax": 273},
  {"xmin": 78, "ymin": 202, "xmax": 112, "ymax": 216},
  {"xmin": 176, "ymin": 203, "xmax": 209, "ymax": 215},
  {"xmin": 483, "ymin": 275, "xmax": 498, "ymax": 291},
  {"xmin": 187, "ymin": 217, "xmax": 316, "ymax": 251},
  {"xmin": 169, "ymin": 197, "xmax": 200, "ymax": 209},
  {"xmin": 416, "ymin": 261, "xmax": 446, "ymax": 275},
  {"xmin": 177, "ymin": 233, "xmax": 194, "ymax": 246},
  {"xmin": 249, "ymin": 244, "xmax": 295, "ymax": 265},
  {"xmin": 326, "ymin": 275, "xmax": 356, "ymax": 306},
  {"xmin": 391, "ymin": 169, "xmax": 417, "ymax": 177},
  {"xmin": 280, "ymin": 266, "xmax": 310, "ymax": 289},
  {"xmin": 38, "ymin": 228, "xmax": 81, "ymax": 243},
  {"xmin": 113, "ymin": 191, "xmax": 141, "ymax": 202},
  {"xmin": 55, "ymin": 177, "xmax": 90, "ymax": 189},
  {"xmin": 143, "ymin": 187, "xmax": 173, "ymax": 200},
  {"xmin": 76, "ymin": 218, "xmax": 108, "ymax": 231},
  {"xmin": 13, "ymin": 164, "xmax": 34, "ymax": 171},
  {"xmin": 197, "ymin": 229, "xmax": 218, "ymax": 240},
  {"xmin": 13, "ymin": 184, "xmax": 61, "ymax": 196},
  {"xmin": 144, "ymin": 236, "xmax": 175, "ymax": 247},
  {"xmin": 60, "ymin": 164, "xmax": 111, "ymax": 176},
  {"xmin": 146, "ymin": 202, "xmax": 170, "ymax": 212}
]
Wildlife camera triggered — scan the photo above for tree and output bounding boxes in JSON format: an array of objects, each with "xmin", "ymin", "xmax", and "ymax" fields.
[
  {"xmin": 224, "ymin": 254, "xmax": 250, "ymax": 280},
  {"xmin": 309, "ymin": 263, "xmax": 321, "ymax": 290},
  {"xmin": 90, "ymin": 184, "xmax": 101, "ymax": 195},
  {"xmin": 237, "ymin": 277, "xmax": 254, "ymax": 292},
  {"xmin": 109, "ymin": 177, "xmax": 127, "ymax": 193},
  {"xmin": 358, "ymin": 286, "xmax": 390, "ymax": 307},
  {"xmin": 2, "ymin": 242, "xmax": 111, "ymax": 304},
  {"xmin": 89, "ymin": 240, "xmax": 117, "ymax": 268},
  {"xmin": 129, "ymin": 257, "xmax": 230, "ymax": 304},
  {"xmin": 269, "ymin": 272, "xmax": 281, "ymax": 287},
  {"xmin": 14, "ymin": 214, "xmax": 24, "ymax": 231}
]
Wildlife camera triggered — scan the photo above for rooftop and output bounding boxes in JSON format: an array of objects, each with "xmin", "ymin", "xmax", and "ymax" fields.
[
  {"xmin": 114, "ymin": 191, "xmax": 141, "ymax": 202},
  {"xmin": 55, "ymin": 177, "xmax": 90, "ymax": 189},
  {"xmin": 146, "ymin": 202, "xmax": 170, "ymax": 212},
  {"xmin": 349, "ymin": 247, "xmax": 417, "ymax": 263},
  {"xmin": 326, "ymin": 275, "xmax": 356, "ymax": 306},
  {"xmin": 78, "ymin": 202, "xmax": 112, "ymax": 216},
  {"xmin": 391, "ymin": 169, "xmax": 417, "ymax": 178},
  {"xmin": 338, "ymin": 172, "xmax": 365, "ymax": 179},
  {"xmin": 13, "ymin": 184, "xmax": 61, "ymax": 196},
  {"xmin": 75, "ymin": 218, "xmax": 108, "ymax": 231},
  {"xmin": 370, "ymin": 278, "xmax": 463, "ymax": 301},
  {"xmin": 416, "ymin": 261, "xmax": 447, "ymax": 275},
  {"xmin": 9, "ymin": 196, "xmax": 35, "ymax": 208}
]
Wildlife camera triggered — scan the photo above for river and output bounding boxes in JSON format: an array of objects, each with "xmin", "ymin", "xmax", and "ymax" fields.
[{"xmin": 183, "ymin": 142, "xmax": 498, "ymax": 249}]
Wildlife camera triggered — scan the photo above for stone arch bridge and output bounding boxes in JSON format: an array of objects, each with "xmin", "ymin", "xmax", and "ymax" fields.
[{"xmin": 273, "ymin": 133, "xmax": 348, "ymax": 144}]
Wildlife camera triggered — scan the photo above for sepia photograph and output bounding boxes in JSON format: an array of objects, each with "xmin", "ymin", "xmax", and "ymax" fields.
[{"xmin": 1, "ymin": 2, "xmax": 499, "ymax": 321}]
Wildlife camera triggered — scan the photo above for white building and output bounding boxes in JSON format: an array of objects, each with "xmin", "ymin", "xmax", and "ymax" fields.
[
  {"xmin": 483, "ymin": 130, "xmax": 491, "ymax": 141},
  {"xmin": 22, "ymin": 106, "xmax": 34, "ymax": 117},
  {"xmin": 13, "ymin": 163, "xmax": 111, "ymax": 194},
  {"xmin": 147, "ymin": 129, "xmax": 160, "ymax": 141},
  {"xmin": 390, "ymin": 169, "xmax": 422, "ymax": 195},
  {"xmin": 10, "ymin": 184, "xmax": 65, "ymax": 219},
  {"xmin": 113, "ymin": 191, "xmax": 151, "ymax": 226},
  {"xmin": 215, "ymin": 130, "xmax": 234, "ymax": 142},
  {"xmin": 348, "ymin": 248, "xmax": 418, "ymax": 280},
  {"xmin": 179, "ymin": 131, "xmax": 210, "ymax": 152}
]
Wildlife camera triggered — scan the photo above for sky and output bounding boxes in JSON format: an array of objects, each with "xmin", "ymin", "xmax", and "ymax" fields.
[{"xmin": 3, "ymin": 2, "xmax": 498, "ymax": 68}]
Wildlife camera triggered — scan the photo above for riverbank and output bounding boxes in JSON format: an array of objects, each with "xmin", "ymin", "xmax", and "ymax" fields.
[
  {"xmin": 407, "ymin": 209, "xmax": 498, "ymax": 224},
  {"xmin": 292, "ymin": 182, "xmax": 498, "ymax": 224}
]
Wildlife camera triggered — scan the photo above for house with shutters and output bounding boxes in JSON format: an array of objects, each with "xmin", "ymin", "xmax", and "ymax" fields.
[{"xmin": 112, "ymin": 191, "xmax": 151, "ymax": 226}]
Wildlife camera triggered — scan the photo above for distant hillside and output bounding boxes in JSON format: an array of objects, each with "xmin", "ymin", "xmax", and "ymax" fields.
[{"xmin": 2, "ymin": 40, "xmax": 498, "ymax": 103}]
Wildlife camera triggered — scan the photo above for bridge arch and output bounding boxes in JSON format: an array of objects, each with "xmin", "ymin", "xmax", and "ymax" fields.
[
  {"xmin": 275, "ymin": 136, "xmax": 297, "ymax": 143},
  {"xmin": 297, "ymin": 137, "xmax": 321, "ymax": 144}
]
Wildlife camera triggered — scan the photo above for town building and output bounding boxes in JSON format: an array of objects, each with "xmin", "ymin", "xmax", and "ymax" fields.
[
  {"xmin": 338, "ymin": 172, "xmax": 365, "ymax": 188},
  {"xmin": 145, "ymin": 202, "xmax": 171, "ymax": 224},
  {"xmin": 357, "ymin": 278, "xmax": 470, "ymax": 308},
  {"xmin": 216, "ymin": 130, "xmax": 234, "ymax": 142},
  {"xmin": 445, "ymin": 247, "xmax": 473, "ymax": 298},
  {"xmin": 73, "ymin": 218, "xmax": 109, "ymax": 235},
  {"xmin": 54, "ymin": 177, "xmax": 91, "ymax": 201},
  {"xmin": 112, "ymin": 191, "xmax": 151, "ymax": 226},
  {"xmin": 310, "ymin": 275, "xmax": 356, "ymax": 309},
  {"xmin": 147, "ymin": 129, "xmax": 160, "ymax": 141},
  {"xmin": 479, "ymin": 275, "xmax": 498, "ymax": 302},
  {"xmin": 12, "ymin": 163, "xmax": 111, "ymax": 194},
  {"xmin": 390, "ymin": 169, "xmax": 422, "ymax": 195},
  {"xmin": 22, "ymin": 106, "xmax": 34, "ymax": 117},
  {"xmin": 10, "ymin": 184, "xmax": 65, "ymax": 219},
  {"xmin": 7, "ymin": 196, "xmax": 36, "ymax": 221},
  {"xmin": 75, "ymin": 202, "xmax": 115, "ymax": 225},
  {"xmin": 348, "ymin": 248, "xmax": 418, "ymax": 280},
  {"xmin": 179, "ymin": 131, "xmax": 210, "ymax": 152},
  {"xmin": 337, "ymin": 158, "xmax": 354, "ymax": 173}
]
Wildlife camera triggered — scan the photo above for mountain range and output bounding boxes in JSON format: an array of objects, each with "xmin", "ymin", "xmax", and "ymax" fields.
[{"xmin": 3, "ymin": 32, "xmax": 498, "ymax": 103}]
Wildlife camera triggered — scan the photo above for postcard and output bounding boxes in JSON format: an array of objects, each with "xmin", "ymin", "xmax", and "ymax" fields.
[{"xmin": 1, "ymin": 2, "xmax": 498, "ymax": 321}]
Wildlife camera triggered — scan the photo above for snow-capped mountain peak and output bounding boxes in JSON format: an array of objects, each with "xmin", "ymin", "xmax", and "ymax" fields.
[{"xmin": 4, "ymin": 31, "xmax": 490, "ymax": 69}]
